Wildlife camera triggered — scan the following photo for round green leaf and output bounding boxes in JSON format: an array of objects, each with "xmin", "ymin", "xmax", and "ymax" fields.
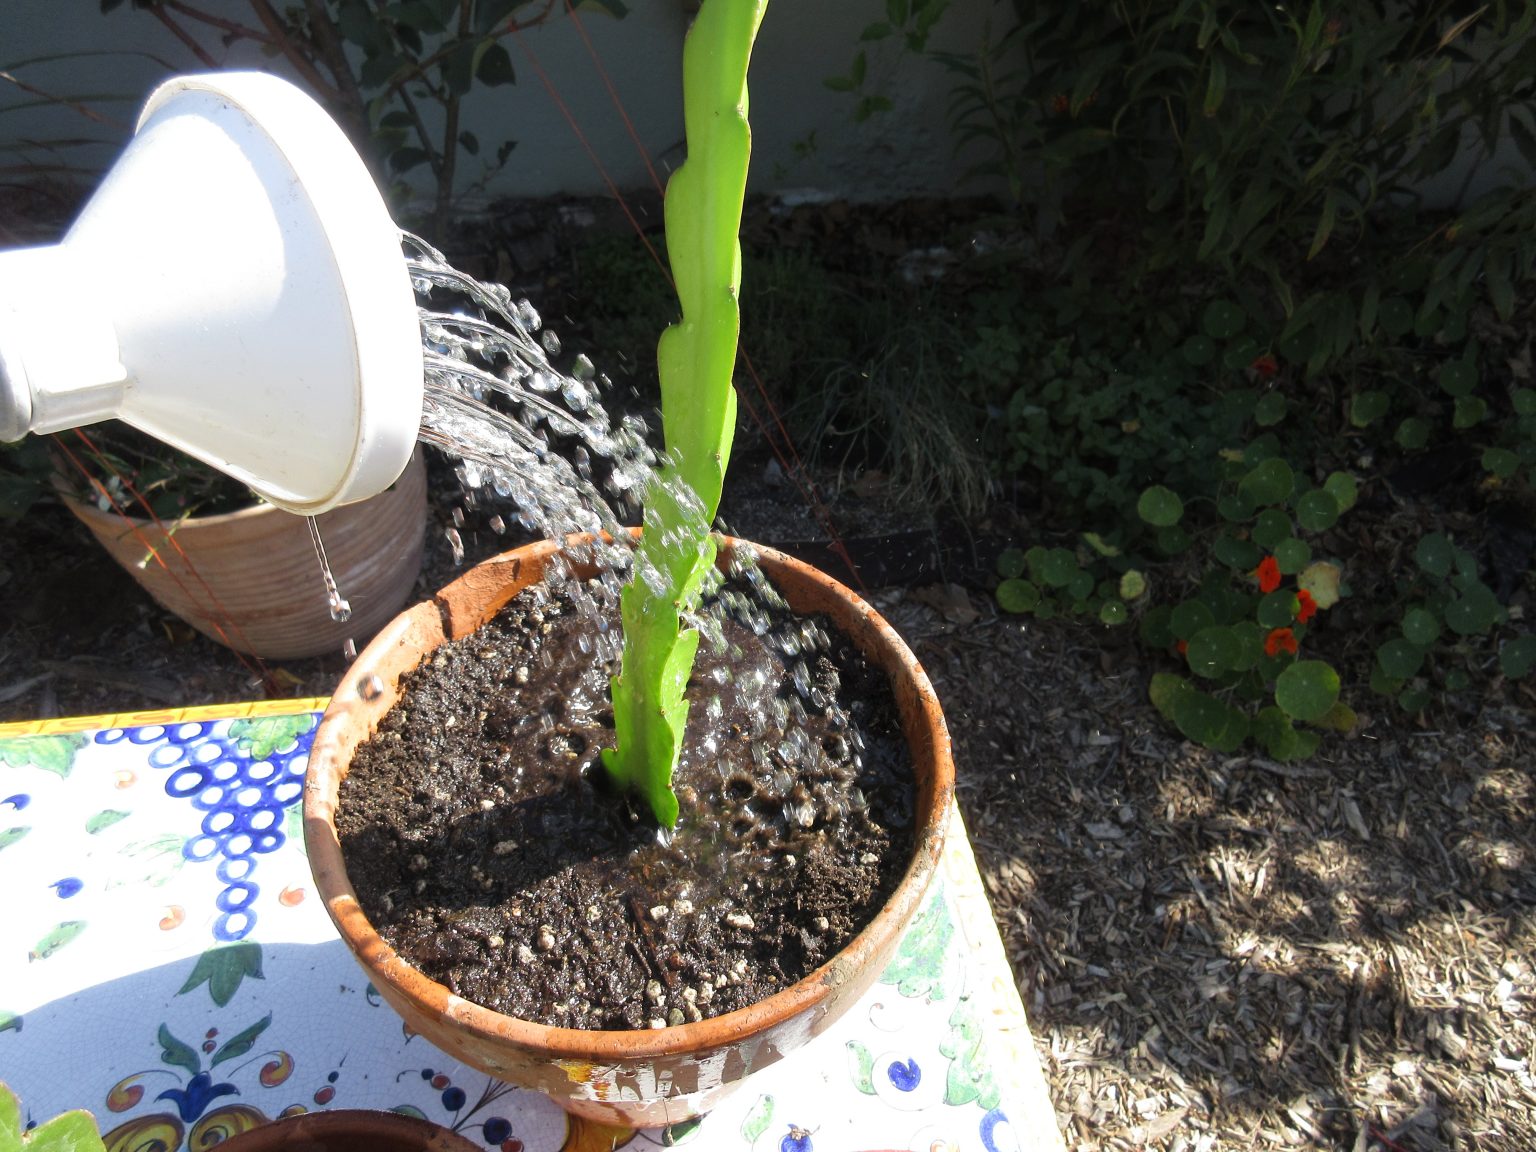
[
  {"xmin": 1173, "ymin": 688, "xmax": 1250, "ymax": 752},
  {"xmin": 1253, "ymin": 392, "xmax": 1288, "ymax": 426},
  {"xmin": 1445, "ymin": 588, "xmax": 1499, "ymax": 636},
  {"xmin": 1396, "ymin": 417, "xmax": 1430, "ymax": 450},
  {"xmin": 1398, "ymin": 686, "xmax": 1431, "ymax": 713},
  {"xmin": 1444, "ymin": 668, "xmax": 1471, "ymax": 692},
  {"xmin": 1202, "ymin": 299, "xmax": 1246, "ymax": 340},
  {"xmin": 1039, "ymin": 548, "xmax": 1079, "ymax": 588},
  {"xmin": 1414, "ymin": 533, "xmax": 1454, "ymax": 578},
  {"xmin": 1278, "ymin": 325, "xmax": 1315, "ymax": 364},
  {"xmin": 1437, "ymin": 358, "xmax": 1478, "ymax": 397},
  {"xmin": 1035, "ymin": 600, "xmax": 1057, "ymax": 620},
  {"xmin": 1483, "ymin": 448, "xmax": 1521, "ymax": 478},
  {"xmin": 1119, "ymin": 570, "xmax": 1147, "ymax": 601},
  {"xmin": 1223, "ymin": 336, "xmax": 1262, "ymax": 372},
  {"xmin": 1252, "ymin": 509, "xmax": 1293, "ymax": 549},
  {"xmin": 1254, "ymin": 706, "xmax": 1321, "ymax": 761},
  {"xmin": 1149, "ymin": 671, "xmax": 1188, "ymax": 719},
  {"xmin": 1370, "ymin": 666, "xmax": 1405, "ymax": 696},
  {"xmin": 1274, "ymin": 537, "xmax": 1312, "ymax": 574},
  {"xmin": 1140, "ymin": 605, "xmax": 1175, "ymax": 648},
  {"xmin": 1501, "ymin": 635, "xmax": 1536, "ymax": 679},
  {"xmin": 1239, "ymin": 458, "xmax": 1295, "ymax": 506},
  {"xmin": 1244, "ymin": 435, "xmax": 1282, "ymax": 465},
  {"xmin": 1295, "ymin": 489, "xmax": 1341, "ymax": 533},
  {"xmin": 1378, "ymin": 296, "xmax": 1414, "ymax": 337},
  {"xmin": 1513, "ymin": 388, "xmax": 1536, "ymax": 416},
  {"xmin": 1350, "ymin": 390, "xmax": 1390, "ymax": 427},
  {"xmin": 1229, "ymin": 621, "xmax": 1265, "ymax": 671},
  {"xmin": 1218, "ymin": 493, "xmax": 1256, "ymax": 522},
  {"xmin": 1401, "ymin": 607, "xmax": 1440, "ymax": 647},
  {"xmin": 1214, "ymin": 534, "xmax": 1263, "ymax": 571},
  {"xmin": 1187, "ymin": 625, "xmax": 1240, "ymax": 679},
  {"xmin": 1182, "ymin": 334, "xmax": 1216, "ymax": 365},
  {"xmin": 1157, "ymin": 526, "xmax": 1192, "ymax": 555},
  {"xmin": 1377, "ymin": 638, "xmax": 1426, "ymax": 679},
  {"xmin": 996, "ymin": 578, "xmax": 1040, "ymax": 614},
  {"xmin": 1099, "ymin": 599, "xmax": 1128, "ymax": 625},
  {"xmin": 1257, "ymin": 590, "xmax": 1298, "ymax": 628},
  {"xmin": 1323, "ymin": 471, "xmax": 1358, "ymax": 513},
  {"xmin": 1137, "ymin": 485, "xmax": 1185, "ymax": 527},
  {"xmin": 1453, "ymin": 395, "xmax": 1487, "ymax": 428},
  {"xmin": 1275, "ymin": 660, "xmax": 1341, "ymax": 723},
  {"xmin": 1068, "ymin": 570, "xmax": 1095, "ymax": 601},
  {"xmin": 1170, "ymin": 600, "xmax": 1217, "ymax": 640},
  {"xmin": 997, "ymin": 547, "xmax": 1027, "ymax": 579}
]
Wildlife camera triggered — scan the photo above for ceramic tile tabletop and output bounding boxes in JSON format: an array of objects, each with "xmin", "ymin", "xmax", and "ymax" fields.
[{"xmin": 0, "ymin": 702, "xmax": 1062, "ymax": 1152}]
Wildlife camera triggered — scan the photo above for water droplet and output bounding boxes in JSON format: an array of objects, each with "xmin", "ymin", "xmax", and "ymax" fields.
[
  {"xmin": 445, "ymin": 527, "xmax": 465, "ymax": 566},
  {"xmin": 306, "ymin": 517, "xmax": 351, "ymax": 622},
  {"xmin": 358, "ymin": 674, "xmax": 384, "ymax": 699},
  {"xmin": 541, "ymin": 329, "xmax": 562, "ymax": 356},
  {"xmin": 343, "ymin": 638, "xmax": 358, "ymax": 660}
]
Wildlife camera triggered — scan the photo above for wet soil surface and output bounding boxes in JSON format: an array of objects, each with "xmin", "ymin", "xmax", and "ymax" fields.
[{"xmin": 336, "ymin": 576, "xmax": 915, "ymax": 1031}]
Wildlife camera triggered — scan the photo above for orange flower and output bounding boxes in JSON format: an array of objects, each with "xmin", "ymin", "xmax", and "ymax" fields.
[
  {"xmin": 1264, "ymin": 627, "xmax": 1298, "ymax": 657},
  {"xmin": 1251, "ymin": 354, "xmax": 1279, "ymax": 380},
  {"xmin": 1296, "ymin": 589, "xmax": 1318, "ymax": 623},
  {"xmin": 1176, "ymin": 639, "xmax": 1189, "ymax": 655},
  {"xmin": 1255, "ymin": 555, "xmax": 1282, "ymax": 594}
]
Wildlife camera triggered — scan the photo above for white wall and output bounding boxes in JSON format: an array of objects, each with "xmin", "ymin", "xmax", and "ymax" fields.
[{"xmin": 1, "ymin": 0, "xmax": 996, "ymax": 206}]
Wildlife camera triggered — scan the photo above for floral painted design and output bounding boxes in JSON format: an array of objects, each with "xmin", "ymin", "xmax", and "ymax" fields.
[
  {"xmin": 4, "ymin": 709, "xmax": 1049, "ymax": 1152},
  {"xmin": 98, "ymin": 718, "xmax": 314, "ymax": 940}
]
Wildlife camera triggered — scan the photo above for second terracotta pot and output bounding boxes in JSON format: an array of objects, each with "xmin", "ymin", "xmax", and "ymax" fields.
[
  {"xmin": 303, "ymin": 536, "xmax": 954, "ymax": 1125},
  {"xmin": 62, "ymin": 450, "xmax": 428, "ymax": 660},
  {"xmin": 217, "ymin": 1108, "xmax": 481, "ymax": 1152}
]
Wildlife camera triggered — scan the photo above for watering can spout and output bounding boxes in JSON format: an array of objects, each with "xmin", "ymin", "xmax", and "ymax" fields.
[{"xmin": 0, "ymin": 71, "xmax": 424, "ymax": 515}]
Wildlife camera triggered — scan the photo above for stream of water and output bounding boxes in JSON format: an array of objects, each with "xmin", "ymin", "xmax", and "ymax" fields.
[{"xmin": 304, "ymin": 233, "xmax": 854, "ymax": 815}]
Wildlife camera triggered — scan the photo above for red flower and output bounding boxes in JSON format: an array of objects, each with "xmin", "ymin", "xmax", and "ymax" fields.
[
  {"xmin": 1296, "ymin": 589, "xmax": 1318, "ymax": 623},
  {"xmin": 1176, "ymin": 639, "xmax": 1189, "ymax": 655},
  {"xmin": 1264, "ymin": 627, "xmax": 1298, "ymax": 657},
  {"xmin": 1051, "ymin": 93, "xmax": 1070, "ymax": 115},
  {"xmin": 1255, "ymin": 556, "xmax": 1282, "ymax": 594},
  {"xmin": 1251, "ymin": 354, "xmax": 1279, "ymax": 380}
]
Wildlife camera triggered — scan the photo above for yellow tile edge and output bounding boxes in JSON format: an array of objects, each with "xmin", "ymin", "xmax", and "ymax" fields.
[{"xmin": 0, "ymin": 698, "xmax": 331, "ymax": 738}]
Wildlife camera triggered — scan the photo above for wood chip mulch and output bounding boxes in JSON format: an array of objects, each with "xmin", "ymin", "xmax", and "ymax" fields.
[{"xmin": 883, "ymin": 587, "xmax": 1536, "ymax": 1152}]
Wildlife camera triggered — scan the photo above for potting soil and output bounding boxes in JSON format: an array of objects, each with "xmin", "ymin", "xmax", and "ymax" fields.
[{"xmin": 337, "ymin": 579, "xmax": 915, "ymax": 1030}]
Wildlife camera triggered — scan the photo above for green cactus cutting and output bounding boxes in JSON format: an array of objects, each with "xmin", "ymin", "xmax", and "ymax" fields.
[{"xmin": 601, "ymin": 0, "xmax": 768, "ymax": 826}]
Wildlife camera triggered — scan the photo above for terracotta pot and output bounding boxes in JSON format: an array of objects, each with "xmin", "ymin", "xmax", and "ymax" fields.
[
  {"xmin": 61, "ymin": 451, "xmax": 427, "ymax": 660},
  {"xmin": 217, "ymin": 1108, "xmax": 481, "ymax": 1152},
  {"xmin": 304, "ymin": 536, "xmax": 954, "ymax": 1126}
]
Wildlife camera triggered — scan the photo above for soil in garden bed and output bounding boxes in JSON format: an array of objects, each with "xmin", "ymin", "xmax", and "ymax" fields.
[{"xmin": 336, "ymin": 574, "xmax": 916, "ymax": 1031}]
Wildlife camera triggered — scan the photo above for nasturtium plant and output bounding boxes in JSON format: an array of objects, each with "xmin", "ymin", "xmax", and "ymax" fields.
[
  {"xmin": 1137, "ymin": 485, "xmax": 1184, "ymax": 527},
  {"xmin": 1, "ymin": 1081, "xmax": 105, "ymax": 1152},
  {"xmin": 1396, "ymin": 417, "xmax": 1431, "ymax": 450},
  {"xmin": 1502, "ymin": 636, "xmax": 1536, "ymax": 679},
  {"xmin": 1351, "ymin": 390, "xmax": 1390, "ymax": 427},
  {"xmin": 602, "ymin": 0, "xmax": 768, "ymax": 826}
]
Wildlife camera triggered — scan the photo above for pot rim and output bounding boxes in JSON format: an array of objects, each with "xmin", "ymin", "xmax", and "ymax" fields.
[
  {"xmin": 53, "ymin": 447, "xmax": 426, "ymax": 530},
  {"xmin": 304, "ymin": 534, "xmax": 954, "ymax": 1062}
]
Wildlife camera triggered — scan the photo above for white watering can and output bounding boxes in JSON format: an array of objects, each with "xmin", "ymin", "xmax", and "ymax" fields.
[{"xmin": 0, "ymin": 71, "xmax": 423, "ymax": 515}]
